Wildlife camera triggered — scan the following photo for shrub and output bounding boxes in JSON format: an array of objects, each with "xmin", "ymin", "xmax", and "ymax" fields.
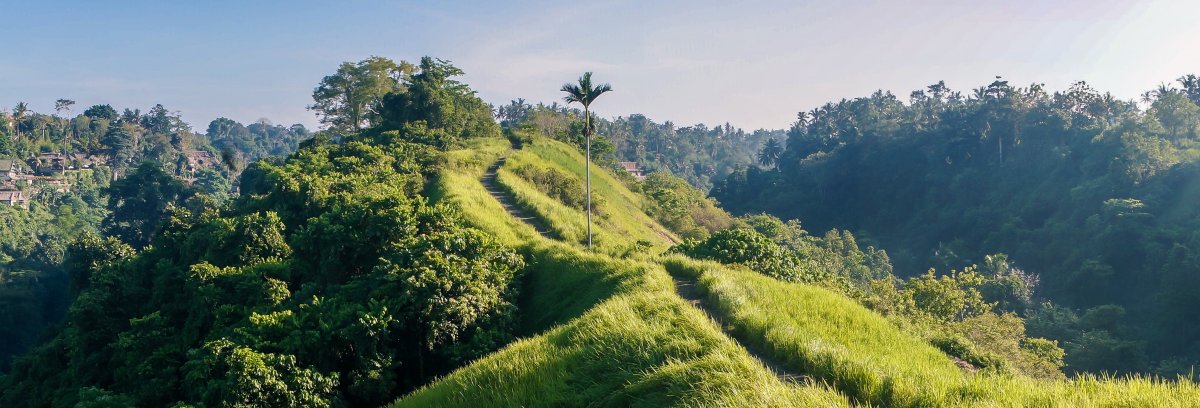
[
  {"xmin": 511, "ymin": 164, "xmax": 594, "ymax": 212},
  {"xmin": 671, "ymin": 228, "xmax": 805, "ymax": 282}
]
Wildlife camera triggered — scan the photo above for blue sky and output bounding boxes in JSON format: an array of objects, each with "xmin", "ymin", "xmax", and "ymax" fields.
[{"xmin": 2, "ymin": 0, "xmax": 1198, "ymax": 131}]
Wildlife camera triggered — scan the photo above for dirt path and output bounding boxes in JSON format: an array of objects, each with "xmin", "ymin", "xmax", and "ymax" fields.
[
  {"xmin": 481, "ymin": 155, "xmax": 556, "ymax": 239},
  {"xmin": 672, "ymin": 278, "xmax": 814, "ymax": 385}
]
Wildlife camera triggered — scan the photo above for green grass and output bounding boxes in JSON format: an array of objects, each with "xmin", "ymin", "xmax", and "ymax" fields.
[
  {"xmin": 662, "ymin": 256, "xmax": 1200, "ymax": 407},
  {"xmin": 427, "ymin": 137, "xmax": 543, "ymax": 244},
  {"xmin": 392, "ymin": 245, "xmax": 849, "ymax": 408},
  {"xmin": 515, "ymin": 242, "xmax": 670, "ymax": 335},
  {"xmin": 499, "ymin": 137, "xmax": 679, "ymax": 253},
  {"xmin": 419, "ymin": 137, "xmax": 1200, "ymax": 407}
]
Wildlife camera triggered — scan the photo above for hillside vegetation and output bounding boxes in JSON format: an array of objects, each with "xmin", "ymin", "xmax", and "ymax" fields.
[
  {"xmin": 713, "ymin": 77, "xmax": 1200, "ymax": 375},
  {"xmin": 5, "ymin": 56, "xmax": 1200, "ymax": 407}
]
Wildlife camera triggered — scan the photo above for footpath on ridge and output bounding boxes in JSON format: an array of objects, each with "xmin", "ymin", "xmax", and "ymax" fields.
[
  {"xmin": 481, "ymin": 153, "xmax": 555, "ymax": 239},
  {"xmin": 672, "ymin": 278, "xmax": 813, "ymax": 385},
  {"xmin": 478, "ymin": 145, "xmax": 816, "ymax": 390}
]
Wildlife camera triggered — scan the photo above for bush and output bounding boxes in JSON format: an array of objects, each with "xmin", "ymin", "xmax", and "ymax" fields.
[
  {"xmin": 511, "ymin": 164, "xmax": 594, "ymax": 212},
  {"xmin": 671, "ymin": 228, "xmax": 806, "ymax": 282},
  {"xmin": 929, "ymin": 334, "xmax": 1010, "ymax": 373}
]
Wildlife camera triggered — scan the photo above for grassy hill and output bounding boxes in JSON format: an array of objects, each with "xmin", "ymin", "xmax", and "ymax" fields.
[{"xmin": 396, "ymin": 135, "xmax": 1200, "ymax": 407}]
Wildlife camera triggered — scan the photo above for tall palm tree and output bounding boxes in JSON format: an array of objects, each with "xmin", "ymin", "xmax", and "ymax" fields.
[
  {"xmin": 561, "ymin": 72, "xmax": 612, "ymax": 250},
  {"xmin": 12, "ymin": 102, "xmax": 28, "ymax": 142}
]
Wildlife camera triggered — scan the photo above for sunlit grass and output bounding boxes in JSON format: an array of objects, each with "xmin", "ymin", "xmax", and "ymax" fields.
[
  {"xmin": 427, "ymin": 137, "xmax": 542, "ymax": 244},
  {"xmin": 662, "ymin": 256, "xmax": 1200, "ymax": 407},
  {"xmin": 392, "ymin": 244, "xmax": 849, "ymax": 407},
  {"xmin": 499, "ymin": 137, "xmax": 679, "ymax": 252},
  {"xmin": 421, "ymin": 136, "xmax": 1200, "ymax": 407}
]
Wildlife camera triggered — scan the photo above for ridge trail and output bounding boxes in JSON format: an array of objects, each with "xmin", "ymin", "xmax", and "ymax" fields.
[
  {"xmin": 480, "ymin": 146, "xmax": 825, "ymax": 396},
  {"xmin": 481, "ymin": 154, "xmax": 555, "ymax": 239},
  {"xmin": 672, "ymin": 278, "xmax": 818, "ymax": 387}
]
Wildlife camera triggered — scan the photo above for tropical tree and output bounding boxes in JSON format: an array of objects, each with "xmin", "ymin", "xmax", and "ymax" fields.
[
  {"xmin": 12, "ymin": 102, "xmax": 28, "ymax": 142},
  {"xmin": 54, "ymin": 99, "xmax": 74, "ymax": 117},
  {"xmin": 758, "ymin": 138, "xmax": 783, "ymax": 167},
  {"xmin": 1179, "ymin": 74, "xmax": 1200, "ymax": 105},
  {"xmin": 561, "ymin": 72, "xmax": 612, "ymax": 250},
  {"xmin": 56, "ymin": 99, "xmax": 75, "ymax": 145},
  {"xmin": 310, "ymin": 56, "xmax": 413, "ymax": 134}
]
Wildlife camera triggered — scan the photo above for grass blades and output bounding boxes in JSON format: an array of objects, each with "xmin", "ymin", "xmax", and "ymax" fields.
[
  {"xmin": 392, "ymin": 245, "xmax": 849, "ymax": 408},
  {"xmin": 663, "ymin": 256, "xmax": 1200, "ymax": 407},
  {"xmin": 500, "ymin": 137, "xmax": 680, "ymax": 252}
]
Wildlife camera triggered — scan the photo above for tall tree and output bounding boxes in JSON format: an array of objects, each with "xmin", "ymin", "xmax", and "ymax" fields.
[
  {"xmin": 54, "ymin": 99, "xmax": 74, "ymax": 117},
  {"xmin": 561, "ymin": 72, "xmax": 612, "ymax": 250},
  {"xmin": 55, "ymin": 99, "xmax": 75, "ymax": 145},
  {"xmin": 12, "ymin": 102, "xmax": 27, "ymax": 142},
  {"xmin": 309, "ymin": 56, "xmax": 414, "ymax": 134}
]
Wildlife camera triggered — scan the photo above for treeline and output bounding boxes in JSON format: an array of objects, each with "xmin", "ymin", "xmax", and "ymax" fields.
[
  {"xmin": 712, "ymin": 76, "xmax": 1200, "ymax": 376},
  {"xmin": 1, "ymin": 102, "xmax": 309, "ymax": 176},
  {"xmin": 1, "ymin": 56, "xmax": 517, "ymax": 407},
  {"xmin": 496, "ymin": 100, "xmax": 782, "ymax": 189}
]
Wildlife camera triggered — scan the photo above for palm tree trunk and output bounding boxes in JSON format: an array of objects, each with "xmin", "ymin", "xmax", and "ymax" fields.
[{"xmin": 585, "ymin": 106, "xmax": 592, "ymax": 250}]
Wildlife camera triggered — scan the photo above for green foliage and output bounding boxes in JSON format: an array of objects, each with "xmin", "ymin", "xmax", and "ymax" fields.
[
  {"xmin": 639, "ymin": 172, "xmax": 735, "ymax": 239},
  {"xmin": 2, "ymin": 62, "xmax": 526, "ymax": 406},
  {"xmin": 511, "ymin": 163, "xmax": 588, "ymax": 210},
  {"xmin": 205, "ymin": 118, "xmax": 311, "ymax": 161},
  {"xmin": 0, "ymin": 173, "xmax": 111, "ymax": 371},
  {"xmin": 102, "ymin": 161, "xmax": 196, "ymax": 248},
  {"xmin": 671, "ymin": 228, "xmax": 812, "ymax": 283},
  {"xmin": 182, "ymin": 338, "xmax": 339, "ymax": 407},
  {"xmin": 376, "ymin": 57, "xmax": 499, "ymax": 147},
  {"xmin": 902, "ymin": 268, "xmax": 991, "ymax": 323},
  {"xmin": 663, "ymin": 257, "xmax": 1200, "ymax": 406},
  {"xmin": 711, "ymin": 77, "xmax": 1200, "ymax": 373},
  {"xmin": 309, "ymin": 56, "xmax": 413, "ymax": 134}
]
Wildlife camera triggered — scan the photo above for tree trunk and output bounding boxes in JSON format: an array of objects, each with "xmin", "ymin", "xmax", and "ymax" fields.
[{"xmin": 585, "ymin": 106, "xmax": 593, "ymax": 250}]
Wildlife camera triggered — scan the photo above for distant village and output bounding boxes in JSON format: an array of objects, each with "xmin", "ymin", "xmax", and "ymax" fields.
[{"xmin": 0, "ymin": 150, "xmax": 222, "ymax": 208}]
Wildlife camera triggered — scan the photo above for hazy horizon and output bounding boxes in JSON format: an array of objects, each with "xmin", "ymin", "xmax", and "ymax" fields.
[{"xmin": 2, "ymin": 0, "xmax": 1198, "ymax": 131}]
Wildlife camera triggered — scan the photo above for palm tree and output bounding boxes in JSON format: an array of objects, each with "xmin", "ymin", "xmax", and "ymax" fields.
[
  {"xmin": 561, "ymin": 72, "xmax": 612, "ymax": 250},
  {"xmin": 56, "ymin": 99, "xmax": 75, "ymax": 146},
  {"xmin": 795, "ymin": 111, "xmax": 811, "ymax": 128},
  {"xmin": 12, "ymin": 102, "xmax": 28, "ymax": 142},
  {"xmin": 758, "ymin": 138, "xmax": 783, "ymax": 167}
]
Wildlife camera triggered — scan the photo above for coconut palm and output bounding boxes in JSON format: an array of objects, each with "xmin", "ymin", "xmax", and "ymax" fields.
[
  {"xmin": 561, "ymin": 72, "xmax": 612, "ymax": 250},
  {"xmin": 758, "ymin": 138, "xmax": 783, "ymax": 167}
]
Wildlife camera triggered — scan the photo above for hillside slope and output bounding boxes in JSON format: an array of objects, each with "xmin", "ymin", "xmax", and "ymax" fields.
[{"xmin": 399, "ymin": 135, "xmax": 1200, "ymax": 407}]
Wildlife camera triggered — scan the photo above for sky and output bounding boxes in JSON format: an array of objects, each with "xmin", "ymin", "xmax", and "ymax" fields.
[{"xmin": 2, "ymin": 0, "xmax": 1198, "ymax": 132}]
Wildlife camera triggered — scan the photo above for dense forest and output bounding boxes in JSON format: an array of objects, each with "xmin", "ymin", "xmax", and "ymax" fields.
[
  {"xmin": 713, "ymin": 76, "xmax": 1200, "ymax": 376},
  {"xmin": 0, "ymin": 102, "xmax": 310, "ymax": 372},
  {"xmin": 0, "ymin": 57, "xmax": 518, "ymax": 407}
]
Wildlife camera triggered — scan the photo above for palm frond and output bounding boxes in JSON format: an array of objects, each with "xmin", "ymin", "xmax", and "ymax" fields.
[{"xmin": 561, "ymin": 72, "xmax": 612, "ymax": 108}]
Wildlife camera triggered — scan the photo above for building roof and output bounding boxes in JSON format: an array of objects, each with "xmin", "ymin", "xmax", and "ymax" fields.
[
  {"xmin": 617, "ymin": 161, "xmax": 641, "ymax": 172},
  {"xmin": 0, "ymin": 191, "xmax": 26, "ymax": 201}
]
